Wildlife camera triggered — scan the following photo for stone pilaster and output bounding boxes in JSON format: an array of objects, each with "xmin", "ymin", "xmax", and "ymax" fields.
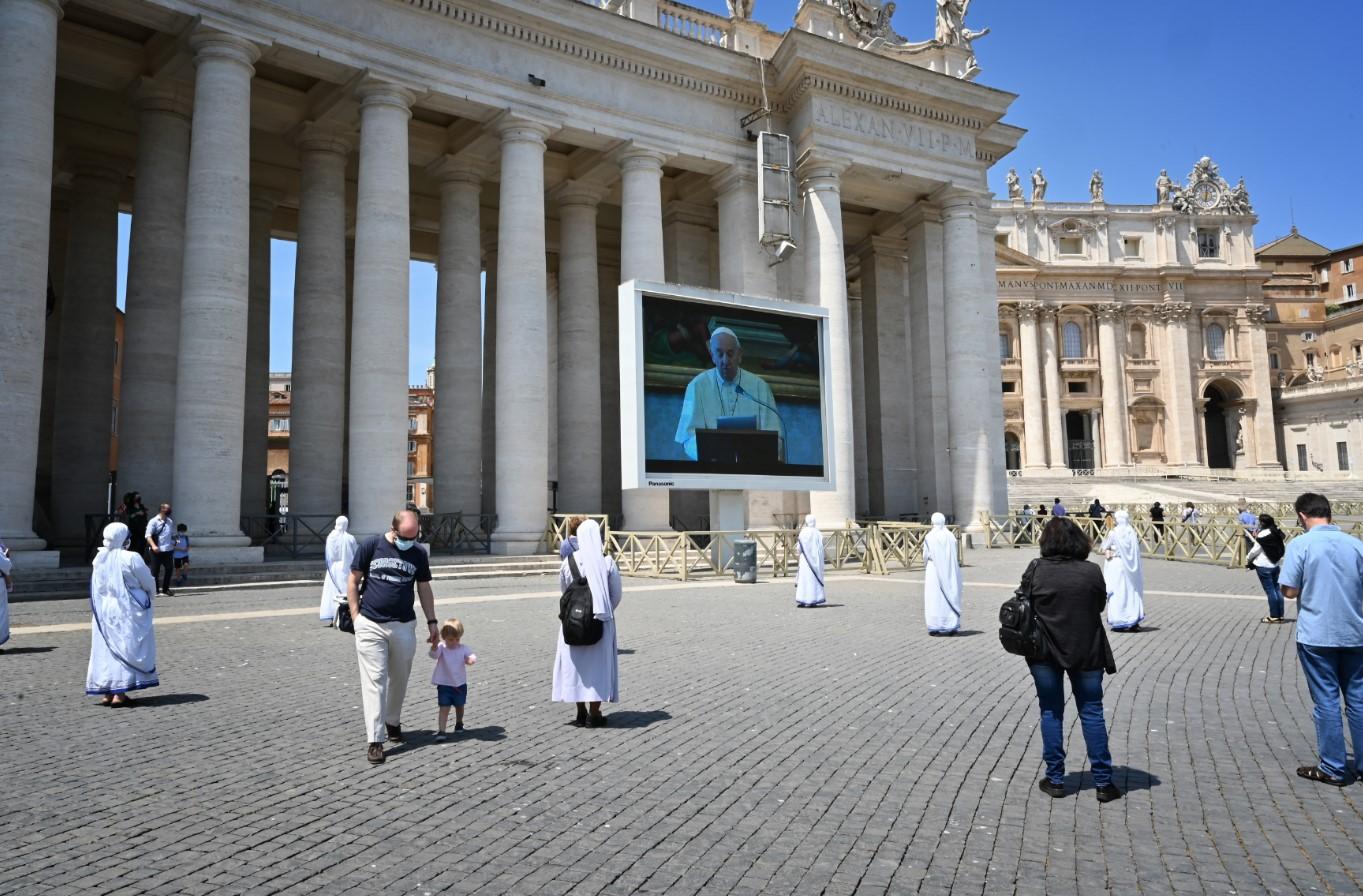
[
  {"xmin": 552, "ymin": 180, "xmax": 606, "ymax": 514},
  {"xmin": 430, "ymin": 157, "xmax": 489, "ymax": 515},
  {"xmin": 0, "ymin": 0, "xmax": 64, "ymax": 552},
  {"xmin": 904, "ymin": 201, "xmax": 951, "ymax": 515},
  {"xmin": 492, "ymin": 115, "xmax": 555, "ymax": 553},
  {"xmin": 287, "ymin": 122, "xmax": 352, "ymax": 516},
  {"xmin": 347, "ymin": 81, "xmax": 415, "ymax": 536},
  {"xmin": 119, "ymin": 80, "xmax": 193, "ymax": 508},
  {"xmin": 1159, "ymin": 300, "xmax": 1201, "ymax": 467},
  {"xmin": 800, "ymin": 152, "xmax": 855, "ymax": 526},
  {"xmin": 617, "ymin": 145, "xmax": 672, "ymax": 531},
  {"xmin": 1016, "ymin": 302, "xmax": 1048, "ymax": 469},
  {"xmin": 1095, "ymin": 303, "xmax": 1129, "ymax": 468},
  {"xmin": 1243, "ymin": 304, "xmax": 1282, "ymax": 469},
  {"xmin": 51, "ymin": 156, "xmax": 126, "ymax": 542},
  {"xmin": 170, "ymin": 29, "xmax": 261, "ymax": 554}
]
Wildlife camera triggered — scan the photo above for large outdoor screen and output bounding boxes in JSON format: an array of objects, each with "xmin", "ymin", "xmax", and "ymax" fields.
[{"xmin": 619, "ymin": 280, "xmax": 833, "ymax": 492}]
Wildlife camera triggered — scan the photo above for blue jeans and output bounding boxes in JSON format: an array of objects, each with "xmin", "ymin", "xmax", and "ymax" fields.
[
  {"xmin": 1296, "ymin": 644, "xmax": 1363, "ymax": 779},
  {"xmin": 1028, "ymin": 662, "xmax": 1113, "ymax": 787},
  {"xmin": 1254, "ymin": 566, "xmax": 1285, "ymax": 619}
]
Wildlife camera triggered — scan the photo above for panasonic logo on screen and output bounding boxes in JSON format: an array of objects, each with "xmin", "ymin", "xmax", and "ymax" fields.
[{"xmin": 647, "ymin": 480, "xmax": 675, "ymax": 487}]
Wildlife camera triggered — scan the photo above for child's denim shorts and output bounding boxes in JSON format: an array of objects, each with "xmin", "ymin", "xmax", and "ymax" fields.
[{"xmin": 437, "ymin": 684, "xmax": 467, "ymax": 707}]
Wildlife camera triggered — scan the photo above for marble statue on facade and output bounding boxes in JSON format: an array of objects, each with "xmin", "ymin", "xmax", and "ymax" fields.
[
  {"xmin": 1089, "ymin": 169, "xmax": 1104, "ymax": 202},
  {"xmin": 1229, "ymin": 177, "xmax": 1252, "ymax": 214},
  {"xmin": 1031, "ymin": 167, "xmax": 1047, "ymax": 202},
  {"xmin": 1006, "ymin": 168, "xmax": 1022, "ymax": 200},
  {"xmin": 726, "ymin": 0, "xmax": 754, "ymax": 19},
  {"xmin": 935, "ymin": 0, "xmax": 989, "ymax": 46},
  {"xmin": 1156, "ymin": 169, "xmax": 1173, "ymax": 203}
]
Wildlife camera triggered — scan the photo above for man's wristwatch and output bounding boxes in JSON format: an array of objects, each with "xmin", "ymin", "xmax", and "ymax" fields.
[{"xmin": 427, "ymin": 619, "xmax": 438, "ymax": 626}]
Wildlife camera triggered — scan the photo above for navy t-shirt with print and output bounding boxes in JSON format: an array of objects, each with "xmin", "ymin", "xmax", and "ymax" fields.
[{"xmin": 351, "ymin": 535, "xmax": 432, "ymax": 623}]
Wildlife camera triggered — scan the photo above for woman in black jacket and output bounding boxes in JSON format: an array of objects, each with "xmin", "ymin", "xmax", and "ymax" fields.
[{"xmin": 1023, "ymin": 517, "xmax": 1121, "ymax": 802}]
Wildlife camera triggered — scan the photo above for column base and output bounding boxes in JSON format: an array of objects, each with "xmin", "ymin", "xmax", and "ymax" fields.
[
  {"xmin": 8, "ymin": 550, "xmax": 61, "ymax": 569},
  {"xmin": 490, "ymin": 529, "xmax": 545, "ymax": 556}
]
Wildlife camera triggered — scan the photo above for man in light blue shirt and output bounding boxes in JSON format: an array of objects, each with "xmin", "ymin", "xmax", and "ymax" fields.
[{"xmin": 1279, "ymin": 492, "xmax": 1363, "ymax": 785}]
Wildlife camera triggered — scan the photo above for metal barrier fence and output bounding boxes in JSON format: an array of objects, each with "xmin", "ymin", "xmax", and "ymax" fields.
[
  {"xmin": 980, "ymin": 511, "xmax": 1363, "ymax": 568},
  {"xmin": 241, "ymin": 514, "xmax": 337, "ymax": 560},
  {"xmin": 422, "ymin": 512, "xmax": 496, "ymax": 555},
  {"xmin": 541, "ymin": 513, "xmax": 612, "ymax": 553},
  {"xmin": 1028, "ymin": 501, "xmax": 1363, "ymax": 520}
]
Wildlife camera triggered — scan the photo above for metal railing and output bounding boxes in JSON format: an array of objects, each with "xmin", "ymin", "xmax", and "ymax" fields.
[
  {"xmin": 422, "ymin": 512, "xmax": 496, "ymax": 555},
  {"xmin": 241, "ymin": 514, "xmax": 337, "ymax": 560},
  {"xmin": 541, "ymin": 513, "xmax": 612, "ymax": 554}
]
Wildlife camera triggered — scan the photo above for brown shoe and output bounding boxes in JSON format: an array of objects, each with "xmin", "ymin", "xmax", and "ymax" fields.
[
  {"xmin": 366, "ymin": 742, "xmax": 385, "ymax": 764},
  {"xmin": 385, "ymin": 723, "xmax": 404, "ymax": 744}
]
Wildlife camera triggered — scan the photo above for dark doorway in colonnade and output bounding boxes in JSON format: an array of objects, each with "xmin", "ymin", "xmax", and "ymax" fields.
[
  {"xmin": 1203, "ymin": 383, "xmax": 1238, "ymax": 470},
  {"xmin": 1064, "ymin": 412, "xmax": 1094, "ymax": 470},
  {"xmin": 1004, "ymin": 432, "xmax": 1021, "ymax": 471}
]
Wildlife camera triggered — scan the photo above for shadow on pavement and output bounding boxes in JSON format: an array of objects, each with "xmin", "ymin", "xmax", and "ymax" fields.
[
  {"xmin": 602, "ymin": 709, "xmax": 672, "ymax": 729},
  {"xmin": 134, "ymin": 692, "xmax": 210, "ymax": 707},
  {"xmin": 0, "ymin": 646, "xmax": 58, "ymax": 655}
]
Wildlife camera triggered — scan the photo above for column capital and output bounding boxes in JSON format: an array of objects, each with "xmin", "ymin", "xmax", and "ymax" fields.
[
  {"xmin": 1095, "ymin": 302, "xmax": 1125, "ymax": 324},
  {"xmin": 902, "ymin": 201, "xmax": 943, "ymax": 229},
  {"xmin": 25, "ymin": 0, "xmax": 67, "ymax": 17},
  {"xmin": 1159, "ymin": 301, "xmax": 1193, "ymax": 323},
  {"xmin": 549, "ymin": 179, "xmax": 607, "ymax": 208},
  {"xmin": 250, "ymin": 188, "xmax": 285, "ymax": 213},
  {"xmin": 709, "ymin": 165, "xmax": 757, "ymax": 197},
  {"xmin": 296, "ymin": 120, "xmax": 354, "ymax": 156},
  {"xmin": 188, "ymin": 28, "xmax": 261, "ymax": 71},
  {"xmin": 491, "ymin": 110, "xmax": 558, "ymax": 145},
  {"xmin": 931, "ymin": 184, "xmax": 990, "ymax": 216},
  {"xmin": 426, "ymin": 153, "xmax": 491, "ymax": 187},
  {"xmin": 795, "ymin": 149, "xmax": 852, "ymax": 187},
  {"xmin": 662, "ymin": 199, "xmax": 713, "ymax": 229},
  {"xmin": 65, "ymin": 150, "xmax": 132, "ymax": 184},
  {"xmin": 850, "ymin": 235, "xmax": 909, "ymax": 261},
  {"xmin": 1016, "ymin": 301, "xmax": 1042, "ymax": 322},
  {"xmin": 1036, "ymin": 303, "xmax": 1060, "ymax": 321},
  {"xmin": 613, "ymin": 142, "xmax": 670, "ymax": 173},
  {"xmin": 1243, "ymin": 304, "xmax": 1269, "ymax": 325},
  {"xmin": 355, "ymin": 80, "xmax": 417, "ymax": 114},
  {"xmin": 130, "ymin": 77, "xmax": 194, "ymax": 119}
]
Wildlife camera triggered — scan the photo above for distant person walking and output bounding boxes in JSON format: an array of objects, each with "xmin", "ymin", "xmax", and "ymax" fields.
[
  {"xmin": 553, "ymin": 519, "xmax": 622, "ymax": 727},
  {"xmin": 0, "ymin": 543, "xmax": 12, "ymax": 648},
  {"xmin": 1247, "ymin": 514, "xmax": 1288, "ymax": 624},
  {"xmin": 1149, "ymin": 502, "xmax": 1166, "ymax": 550},
  {"xmin": 86, "ymin": 522, "xmax": 159, "ymax": 705},
  {"xmin": 1279, "ymin": 493, "xmax": 1363, "ymax": 786},
  {"xmin": 1052, "ymin": 498, "xmax": 1068, "ymax": 518},
  {"xmin": 795, "ymin": 515, "xmax": 826, "ymax": 608},
  {"xmin": 144, "ymin": 504, "xmax": 176, "ymax": 596},
  {"xmin": 172, "ymin": 524, "xmax": 192, "ymax": 587},
  {"xmin": 1088, "ymin": 498, "xmax": 1106, "ymax": 520},
  {"xmin": 320, "ymin": 516, "xmax": 357, "ymax": 626},
  {"xmin": 348, "ymin": 508, "xmax": 437, "ymax": 764},
  {"xmin": 923, "ymin": 513, "xmax": 962, "ymax": 636},
  {"xmin": 1021, "ymin": 517, "xmax": 1121, "ymax": 803},
  {"xmin": 121, "ymin": 492, "xmax": 150, "ymax": 561}
]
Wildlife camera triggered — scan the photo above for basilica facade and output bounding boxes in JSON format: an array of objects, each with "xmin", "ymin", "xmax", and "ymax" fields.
[{"xmin": 992, "ymin": 158, "xmax": 1282, "ymax": 477}]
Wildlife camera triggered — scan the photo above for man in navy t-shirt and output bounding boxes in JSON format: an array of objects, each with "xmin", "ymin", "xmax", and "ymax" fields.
[{"xmin": 347, "ymin": 507, "xmax": 436, "ymax": 764}]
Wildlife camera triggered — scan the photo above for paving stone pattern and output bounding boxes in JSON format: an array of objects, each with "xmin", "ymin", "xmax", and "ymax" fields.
[{"xmin": 1, "ymin": 550, "xmax": 1360, "ymax": 895}]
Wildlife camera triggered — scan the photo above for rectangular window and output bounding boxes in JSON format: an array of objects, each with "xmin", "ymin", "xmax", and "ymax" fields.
[
  {"xmin": 1066, "ymin": 381, "xmax": 1088, "ymax": 394},
  {"xmin": 408, "ymin": 440, "xmax": 416, "ymax": 453},
  {"xmin": 1353, "ymin": 345, "xmax": 1362, "ymax": 363},
  {"xmin": 1197, "ymin": 228, "xmax": 1220, "ymax": 258},
  {"xmin": 1338, "ymin": 441, "xmax": 1350, "ymax": 472},
  {"xmin": 1297, "ymin": 444, "xmax": 1308, "ymax": 471},
  {"xmin": 1305, "ymin": 351, "xmax": 1317, "ymax": 368},
  {"xmin": 1058, "ymin": 237, "xmax": 1083, "ymax": 255},
  {"xmin": 406, "ymin": 484, "xmax": 414, "ymax": 502},
  {"xmin": 1269, "ymin": 353, "xmax": 1280, "ymax": 370},
  {"xmin": 407, "ymin": 461, "xmax": 416, "ymax": 477},
  {"xmin": 1344, "ymin": 258, "xmax": 1356, "ymax": 273},
  {"xmin": 1347, "ymin": 284, "xmax": 1357, "ymax": 299},
  {"xmin": 1001, "ymin": 381, "xmax": 1016, "ymax": 393},
  {"xmin": 1122, "ymin": 237, "xmax": 1142, "ymax": 258},
  {"xmin": 409, "ymin": 418, "xmax": 418, "ymax": 432}
]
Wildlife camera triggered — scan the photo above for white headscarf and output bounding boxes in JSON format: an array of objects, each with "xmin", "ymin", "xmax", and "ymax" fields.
[
  {"xmin": 573, "ymin": 520, "xmax": 613, "ymax": 622},
  {"xmin": 798, "ymin": 514, "xmax": 824, "ymax": 566},
  {"xmin": 94, "ymin": 522, "xmax": 130, "ymax": 570},
  {"xmin": 1103, "ymin": 510, "xmax": 1142, "ymax": 572},
  {"xmin": 325, "ymin": 516, "xmax": 357, "ymax": 594}
]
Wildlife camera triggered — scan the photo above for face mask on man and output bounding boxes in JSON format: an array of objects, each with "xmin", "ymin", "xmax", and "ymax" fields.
[{"xmin": 394, "ymin": 536, "xmax": 416, "ymax": 551}]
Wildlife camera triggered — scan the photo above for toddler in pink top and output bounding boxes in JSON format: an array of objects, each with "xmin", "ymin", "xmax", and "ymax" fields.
[{"xmin": 430, "ymin": 617, "xmax": 476, "ymax": 741}]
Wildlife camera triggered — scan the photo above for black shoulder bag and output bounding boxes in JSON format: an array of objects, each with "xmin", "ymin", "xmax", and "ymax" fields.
[
  {"xmin": 336, "ymin": 560, "xmax": 368, "ymax": 636},
  {"xmin": 560, "ymin": 554, "xmax": 604, "ymax": 646},
  {"xmin": 998, "ymin": 558, "xmax": 1045, "ymax": 659}
]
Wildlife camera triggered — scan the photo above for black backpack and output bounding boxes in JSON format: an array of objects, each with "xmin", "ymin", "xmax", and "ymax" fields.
[
  {"xmin": 560, "ymin": 554, "xmax": 604, "ymax": 646},
  {"xmin": 999, "ymin": 558, "xmax": 1045, "ymax": 660}
]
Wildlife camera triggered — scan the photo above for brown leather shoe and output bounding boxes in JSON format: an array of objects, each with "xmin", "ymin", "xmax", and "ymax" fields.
[{"xmin": 366, "ymin": 742, "xmax": 385, "ymax": 764}]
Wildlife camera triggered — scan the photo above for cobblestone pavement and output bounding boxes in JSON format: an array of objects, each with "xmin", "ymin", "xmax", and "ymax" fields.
[{"xmin": 2, "ymin": 549, "xmax": 1360, "ymax": 895}]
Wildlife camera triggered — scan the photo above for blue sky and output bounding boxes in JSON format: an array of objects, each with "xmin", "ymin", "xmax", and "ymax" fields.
[{"xmin": 117, "ymin": 0, "xmax": 1360, "ymax": 382}]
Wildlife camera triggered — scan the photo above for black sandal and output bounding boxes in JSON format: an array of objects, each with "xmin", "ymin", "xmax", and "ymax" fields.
[{"xmin": 1296, "ymin": 765, "xmax": 1347, "ymax": 786}]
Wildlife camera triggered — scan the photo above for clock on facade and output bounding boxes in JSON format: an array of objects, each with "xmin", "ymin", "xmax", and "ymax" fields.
[{"xmin": 1190, "ymin": 181, "xmax": 1221, "ymax": 210}]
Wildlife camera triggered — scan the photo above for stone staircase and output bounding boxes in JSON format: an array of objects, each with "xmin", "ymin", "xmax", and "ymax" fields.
[
  {"xmin": 1006, "ymin": 476, "xmax": 1363, "ymax": 513},
  {"xmin": 9, "ymin": 553, "xmax": 563, "ymax": 600}
]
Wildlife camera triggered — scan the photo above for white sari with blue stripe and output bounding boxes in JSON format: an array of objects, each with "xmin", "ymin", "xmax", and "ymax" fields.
[{"xmin": 86, "ymin": 541, "xmax": 159, "ymax": 696}]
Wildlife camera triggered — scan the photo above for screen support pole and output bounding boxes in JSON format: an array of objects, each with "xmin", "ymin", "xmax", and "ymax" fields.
[{"xmin": 710, "ymin": 489, "xmax": 748, "ymax": 572}]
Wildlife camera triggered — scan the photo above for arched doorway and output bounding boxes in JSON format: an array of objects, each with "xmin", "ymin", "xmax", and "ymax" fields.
[
  {"xmin": 1203, "ymin": 383, "xmax": 1239, "ymax": 469},
  {"xmin": 1004, "ymin": 431, "xmax": 1022, "ymax": 471}
]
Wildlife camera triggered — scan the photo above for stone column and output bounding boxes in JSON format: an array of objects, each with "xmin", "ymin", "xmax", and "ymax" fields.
[
  {"xmin": 430, "ymin": 158, "xmax": 487, "ymax": 515},
  {"xmin": 347, "ymin": 81, "xmax": 415, "ymax": 536},
  {"xmin": 37, "ymin": 190, "xmax": 70, "ymax": 528},
  {"xmin": 0, "ymin": 0, "xmax": 63, "ymax": 553},
  {"xmin": 1016, "ymin": 302, "xmax": 1048, "ymax": 469},
  {"xmin": 1160, "ymin": 301, "xmax": 1201, "ymax": 467},
  {"xmin": 713, "ymin": 169, "xmax": 779, "ymax": 297},
  {"xmin": 1096, "ymin": 303, "xmax": 1129, "ymax": 469},
  {"xmin": 118, "ymin": 80, "xmax": 192, "ymax": 508},
  {"xmin": 848, "ymin": 291, "xmax": 869, "ymax": 513},
  {"xmin": 480, "ymin": 244, "xmax": 497, "ymax": 517},
  {"xmin": 553, "ymin": 181, "xmax": 606, "ymax": 513},
  {"xmin": 1038, "ymin": 306, "xmax": 1066, "ymax": 468},
  {"xmin": 51, "ymin": 157, "xmax": 125, "ymax": 543},
  {"xmin": 905, "ymin": 203, "xmax": 951, "ymax": 515},
  {"xmin": 975, "ymin": 212, "xmax": 1008, "ymax": 514},
  {"xmin": 855, "ymin": 237, "xmax": 915, "ymax": 517},
  {"xmin": 937, "ymin": 188, "xmax": 997, "ymax": 527},
  {"xmin": 617, "ymin": 146, "xmax": 672, "ymax": 531},
  {"xmin": 169, "ymin": 30, "xmax": 260, "ymax": 555},
  {"xmin": 240, "ymin": 190, "xmax": 279, "ymax": 519},
  {"xmin": 800, "ymin": 154, "xmax": 855, "ymax": 526},
  {"xmin": 1244, "ymin": 306, "xmax": 1282, "ymax": 469},
  {"xmin": 286, "ymin": 123, "xmax": 351, "ymax": 516},
  {"xmin": 492, "ymin": 116, "xmax": 554, "ymax": 553}
]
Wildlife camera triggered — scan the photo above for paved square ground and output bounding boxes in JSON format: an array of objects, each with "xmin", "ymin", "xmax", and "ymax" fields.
[{"xmin": 2, "ymin": 548, "xmax": 1360, "ymax": 895}]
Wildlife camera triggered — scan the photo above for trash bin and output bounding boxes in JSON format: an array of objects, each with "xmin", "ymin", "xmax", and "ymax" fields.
[{"xmin": 732, "ymin": 538, "xmax": 757, "ymax": 584}]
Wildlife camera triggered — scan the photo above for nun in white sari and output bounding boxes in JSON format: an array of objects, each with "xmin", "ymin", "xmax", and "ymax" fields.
[
  {"xmin": 923, "ymin": 513, "xmax": 962, "ymax": 636},
  {"xmin": 86, "ymin": 522, "xmax": 159, "ymax": 705},
  {"xmin": 0, "ymin": 546, "xmax": 12, "ymax": 647},
  {"xmin": 320, "ymin": 515, "xmax": 358, "ymax": 624},
  {"xmin": 795, "ymin": 515, "xmax": 826, "ymax": 607},
  {"xmin": 553, "ymin": 519, "xmax": 622, "ymax": 727},
  {"xmin": 1102, "ymin": 509, "xmax": 1145, "ymax": 632}
]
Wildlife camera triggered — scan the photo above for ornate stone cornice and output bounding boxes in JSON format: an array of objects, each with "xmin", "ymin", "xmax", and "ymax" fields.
[
  {"xmin": 394, "ymin": 0, "xmax": 762, "ymax": 108},
  {"xmin": 780, "ymin": 73, "xmax": 985, "ymax": 132}
]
